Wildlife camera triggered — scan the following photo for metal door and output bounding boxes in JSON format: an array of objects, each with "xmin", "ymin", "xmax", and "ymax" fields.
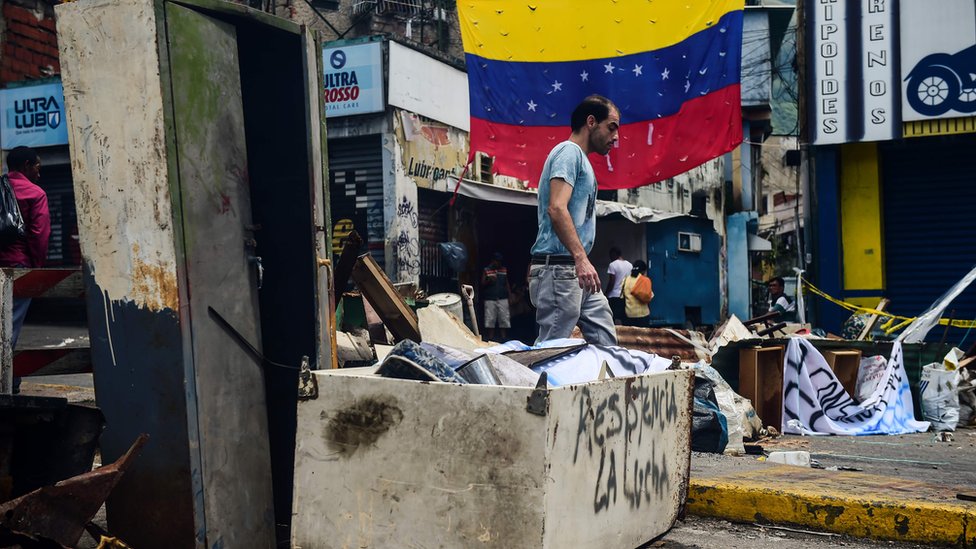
[
  {"xmin": 166, "ymin": 3, "xmax": 274, "ymax": 546},
  {"xmin": 301, "ymin": 25, "xmax": 336, "ymax": 371}
]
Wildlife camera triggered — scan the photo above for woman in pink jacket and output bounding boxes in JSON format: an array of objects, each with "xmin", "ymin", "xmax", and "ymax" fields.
[{"xmin": 1, "ymin": 146, "xmax": 50, "ymax": 393}]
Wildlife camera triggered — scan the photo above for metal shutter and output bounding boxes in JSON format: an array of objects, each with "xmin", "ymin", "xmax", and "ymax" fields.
[
  {"xmin": 880, "ymin": 133, "xmax": 976, "ymax": 343},
  {"xmin": 38, "ymin": 163, "xmax": 80, "ymax": 266},
  {"xmin": 327, "ymin": 135, "xmax": 386, "ymax": 271}
]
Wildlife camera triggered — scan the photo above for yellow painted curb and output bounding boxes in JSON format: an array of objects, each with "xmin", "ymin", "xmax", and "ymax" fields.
[{"xmin": 687, "ymin": 465, "xmax": 976, "ymax": 545}]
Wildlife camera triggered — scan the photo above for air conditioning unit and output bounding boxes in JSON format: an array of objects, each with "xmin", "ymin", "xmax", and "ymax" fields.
[
  {"xmin": 677, "ymin": 232, "xmax": 702, "ymax": 253},
  {"xmin": 473, "ymin": 151, "xmax": 494, "ymax": 184}
]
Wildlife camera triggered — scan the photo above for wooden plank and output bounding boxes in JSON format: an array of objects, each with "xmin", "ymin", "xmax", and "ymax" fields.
[
  {"xmin": 333, "ymin": 230, "xmax": 363, "ymax": 297},
  {"xmin": 351, "ymin": 254, "xmax": 420, "ymax": 343},
  {"xmin": 857, "ymin": 297, "xmax": 890, "ymax": 341}
]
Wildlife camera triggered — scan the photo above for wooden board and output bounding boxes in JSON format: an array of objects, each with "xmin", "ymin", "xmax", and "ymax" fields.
[
  {"xmin": 351, "ymin": 254, "xmax": 421, "ymax": 342},
  {"xmin": 824, "ymin": 349, "xmax": 862, "ymax": 399},
  {"xmin": 738, "ymin": 346, "xmax": 785, "ymax": 430}
]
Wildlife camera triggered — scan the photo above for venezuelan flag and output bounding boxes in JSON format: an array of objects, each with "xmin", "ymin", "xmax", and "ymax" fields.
[{"xmin": 459, "ymin": 0, "xmax": 744, "ymax": 190}]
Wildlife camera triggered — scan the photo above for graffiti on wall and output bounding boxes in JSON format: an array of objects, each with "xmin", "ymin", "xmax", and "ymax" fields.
[
  {"xmin": 392, "ymin": 195, "xmax": 420, "ymax": 281},
  {"xmin": 571, "ymin": 377, "xmax": 679, "ymax": 514}
]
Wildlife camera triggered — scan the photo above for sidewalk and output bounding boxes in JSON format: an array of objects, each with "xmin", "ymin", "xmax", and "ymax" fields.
[{"xmin": 688, "ymin": 431, "xmax": 976, "ymax": 546}]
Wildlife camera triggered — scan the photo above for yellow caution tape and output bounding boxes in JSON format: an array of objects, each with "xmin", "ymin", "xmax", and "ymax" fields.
[{"xmin": 800, "ymin": 278, "xmax": 976, "ymax": 331}]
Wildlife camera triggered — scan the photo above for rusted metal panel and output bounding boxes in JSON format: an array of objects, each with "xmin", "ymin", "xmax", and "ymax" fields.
[
  {"xmin": 0, "ymin": 434, "xmax": 146, "ymax": 548},
  {"xmin": 292, "ymin": 369, "xmax": 693, "ymax": 548},
  {"xmin": 614, "ymin": 326, "xmax": 711, "ymax": 362}
]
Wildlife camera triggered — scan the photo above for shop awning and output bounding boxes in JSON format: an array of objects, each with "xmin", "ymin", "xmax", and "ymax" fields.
[
  {"xmin": 445, "ymin": 178, "xmax": 687, "ymax": 225},
  {"xmin": 447, "ymin": 177, "xmax": 539, "ymax": 206},
  {"xmin": 594, "ymin": 201, "xmax": 682, "ymax": 224}
]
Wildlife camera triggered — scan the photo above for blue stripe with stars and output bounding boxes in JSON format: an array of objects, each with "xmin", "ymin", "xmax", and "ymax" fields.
[{"xmin": 466, "ymin": 9, "xmax": 743, "ymax": 126}]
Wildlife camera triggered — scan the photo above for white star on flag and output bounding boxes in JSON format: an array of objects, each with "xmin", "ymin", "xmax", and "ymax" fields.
[
  {"xmin": 603, "ymin": 62, "xmax": 615, "ymax": 73},
  {"xmin": 552, "ymin": 80, "xmax": 562, "ymax": 91},
  {"xmin": 527, "ymin": 100, "xmax": 537, "ymax": 111},
  {"xmin": 580, "ymin": 70, "xmax": 589, "ymax": 81},
  {"xmin": 632, "ymin": 64, "xmax": 643, "ymax": 76},
  {"xmin": 684, "ymin": 80, "xmax": 691, "ymax": 93},
  {"xmin": 661, "ymin": 68, "xmax": 670, "ymax": 80}
]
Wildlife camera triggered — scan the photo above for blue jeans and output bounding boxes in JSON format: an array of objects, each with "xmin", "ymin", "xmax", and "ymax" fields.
[{"xmin": 528, "ymin": 264, "xmax": 616, "ymax": 346}]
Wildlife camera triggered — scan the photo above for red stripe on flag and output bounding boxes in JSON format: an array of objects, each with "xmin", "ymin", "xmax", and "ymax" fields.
[{"xmin": 470, "ymin": 84, "xmax": 742, "ymax": 190}]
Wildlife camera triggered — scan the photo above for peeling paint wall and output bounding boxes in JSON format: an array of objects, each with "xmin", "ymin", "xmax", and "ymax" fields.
[
  {"xmin": 618, "ymin": 158, "xmax": 725, "ymax": 228},
  {"xmin": 58, "ymin": 0, "xmax": 178, "ymax": 312}
]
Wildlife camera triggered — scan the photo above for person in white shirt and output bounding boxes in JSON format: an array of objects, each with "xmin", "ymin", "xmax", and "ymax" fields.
[{"xmin": 604, "ymin": 247, "xmax": 633, "ymax": 325}]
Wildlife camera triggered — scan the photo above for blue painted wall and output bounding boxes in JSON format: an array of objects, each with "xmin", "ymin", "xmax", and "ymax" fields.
[
  {"xmin": 645, "ymin": 217, "xmax": 721, "ymax": 326},
  {"xmin": 811, "ymin": 146, "xmax": 846, "ymax": 333},
  {"xmin": 726, "ymin": 211, "xmax": 754, "ymax": 320}
]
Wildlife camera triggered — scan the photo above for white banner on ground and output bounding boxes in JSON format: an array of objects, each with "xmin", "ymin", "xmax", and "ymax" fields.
[{"xmin": 783, "ymin": 338, "xmax": 929, "ymax": 436}]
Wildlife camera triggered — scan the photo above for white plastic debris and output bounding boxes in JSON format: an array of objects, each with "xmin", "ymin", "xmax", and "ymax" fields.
[{"xmin": 766, "ymin": 451, "xmax": 811, "ymax": 467}]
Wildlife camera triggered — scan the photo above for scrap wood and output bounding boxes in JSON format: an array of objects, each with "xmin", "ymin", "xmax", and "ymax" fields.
[
  {"xmin": 333, "ymin": 230, "xmax": 363, "ymax": 297},
  {"xmin": 0, "ymin": 434, "xmax": 147, "ymax": 548},
  {"xmin": 351, "ymin": 254, "xmax": 420, "ymax": 343},
  {"xmin": 856, "ymin": 297, "xmax": 890, "ymax": 340}
]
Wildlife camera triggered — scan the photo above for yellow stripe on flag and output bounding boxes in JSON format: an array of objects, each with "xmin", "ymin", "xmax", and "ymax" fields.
[{"xmin": 458, "ymin": 0, "xmax": 743, "ymax": 63}]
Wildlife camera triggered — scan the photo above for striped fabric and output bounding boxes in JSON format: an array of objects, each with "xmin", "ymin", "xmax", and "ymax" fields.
[{"xmin": 459, "ymin": 0, "xmax": 745, "ymax": 189}]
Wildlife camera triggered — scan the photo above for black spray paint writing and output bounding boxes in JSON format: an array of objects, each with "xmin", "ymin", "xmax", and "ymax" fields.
[
  {"xmin": 572, "ymin": 379, "xmax": 678, "ymax": 513},
  {"xmin": 394, "ymin": 196, "xmax": 420, "ymax": 277}
]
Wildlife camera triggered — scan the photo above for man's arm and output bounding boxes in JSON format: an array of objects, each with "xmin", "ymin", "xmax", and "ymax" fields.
[
  {"xmin": 547, "ymin": 178, "xmax": 600, "ymax": 293},
  {"xmin": 604, "ymin": 273, "xmax": 616, "ymax": 295}
]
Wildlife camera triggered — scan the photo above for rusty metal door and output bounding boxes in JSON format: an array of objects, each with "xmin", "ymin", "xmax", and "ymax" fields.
[{"xmin": 166, "ymin": 3, "xmax": 274, "ymax": 547}]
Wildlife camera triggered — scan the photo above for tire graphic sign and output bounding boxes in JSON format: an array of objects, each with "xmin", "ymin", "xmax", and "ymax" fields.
[{"xmin": 900, "ymin": 0, "xmax": 976, "ymax": 121}]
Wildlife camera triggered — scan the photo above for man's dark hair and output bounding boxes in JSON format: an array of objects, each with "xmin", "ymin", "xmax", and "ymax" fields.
[
  {"xmin": 609, "ymin": 247, "xmax": 621, "ymax": 260},
  {"xmin": 767, "ymin": 276, "xmax": 785, "ymax": 287},
  {"xmin": 6, "ymin": 146, "xmax": 39, "ymax": 173},
  {"xmin": 570, "ymin": 95, "xmax": 616, "ymax": 132}
]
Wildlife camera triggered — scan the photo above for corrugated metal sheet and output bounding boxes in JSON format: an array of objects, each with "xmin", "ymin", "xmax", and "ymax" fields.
[
  {"xmin": 573, "ymin": 326, "xmax": 711, "ymax": 362},
  {"xmin": 881, "ymin": 133, "xmax": 976, "ymax": 343}
]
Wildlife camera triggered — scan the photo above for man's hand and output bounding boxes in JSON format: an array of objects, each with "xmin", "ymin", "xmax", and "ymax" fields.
[{"xmin": 575, "ymin": 255, "xmax": 601, "ymax": 294}]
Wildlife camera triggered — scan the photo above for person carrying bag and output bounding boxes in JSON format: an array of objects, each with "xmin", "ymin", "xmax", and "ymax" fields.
[{"xmin": 621, "ymin": 259, "xmax": 653, "ymax": 327}]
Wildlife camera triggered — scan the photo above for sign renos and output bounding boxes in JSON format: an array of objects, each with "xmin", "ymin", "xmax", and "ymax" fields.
[
  {"xmin": 0, "ymin": 81, "xmax": 69, "ymax": 149},
  {"xmin": 808, "ymin": 0, "xmax": 897, "ymax": 144},
  {"xmin": 322, "ymin": 41, "xmax": 384, "ymax": 118},
  {"xmin": 900, "ymin": 0, "xmax": 976, "ymax": 122}
]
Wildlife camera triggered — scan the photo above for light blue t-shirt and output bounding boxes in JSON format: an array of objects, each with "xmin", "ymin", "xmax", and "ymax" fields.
[{"xmin": 530, "ymin": 141, "xmax": 597, "ymax": 256}]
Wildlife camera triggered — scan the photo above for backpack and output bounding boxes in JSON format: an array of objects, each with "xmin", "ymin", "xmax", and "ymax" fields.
[
  {"xmin": 0, "ymin": 174, "xmax": 25, "ymax": 246},
  {"xmin": 628, "ymin": 274, "xmax": 653, "ymax": 304}
]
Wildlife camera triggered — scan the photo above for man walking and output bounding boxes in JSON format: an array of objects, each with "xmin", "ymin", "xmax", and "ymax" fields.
[
  {"xmin": 528, "ymin": 95, "xmax": 619, "ymax": 345},
  {"xmin": 604, "ymin": 247, "xmax": 632, "ymax": 325}
]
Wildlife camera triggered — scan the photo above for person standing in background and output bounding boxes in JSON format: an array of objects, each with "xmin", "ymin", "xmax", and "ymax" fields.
[
  {"xmin": 621, "ymin": 260, "xmax": 653, "ymax": 327},
  {"xmin": 604, "ymin": 247, "xmax": 632, "ymax": 325},
  {"xmin": 0, "ymin": 146, "xmax": 50, "ymax": 394},
  {"xmin": 481, "ymin": 252, "xmax": 512, "ymax": 341}
]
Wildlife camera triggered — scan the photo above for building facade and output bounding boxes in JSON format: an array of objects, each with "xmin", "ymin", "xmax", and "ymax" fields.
[{"xmin": 805, "ymin": 0, "xmax": 976, "ymax": 339}]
